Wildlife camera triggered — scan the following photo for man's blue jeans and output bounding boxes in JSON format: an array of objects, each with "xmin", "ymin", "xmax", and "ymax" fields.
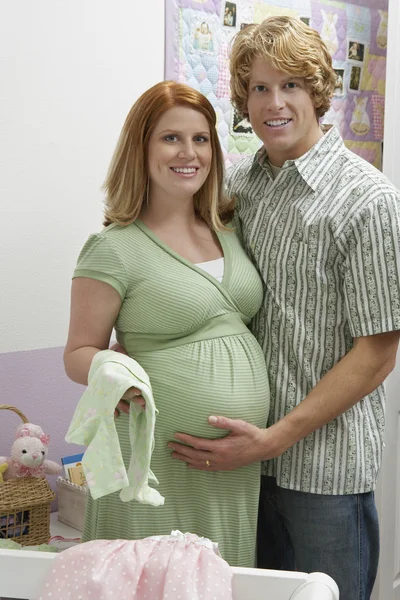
[{"xmin": 257, "ymin": 476, "xmax": 380, "ymax": 600}]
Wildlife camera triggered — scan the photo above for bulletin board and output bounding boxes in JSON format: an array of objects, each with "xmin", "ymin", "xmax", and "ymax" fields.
[{"xmin": 165, "ymin": 0, "xmax": 388, "ymax": 169}]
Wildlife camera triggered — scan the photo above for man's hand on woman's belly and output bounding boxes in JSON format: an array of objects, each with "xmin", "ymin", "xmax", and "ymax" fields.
[{"xmin": 168, "ymin": 415, "xmax": 279, "ymax": 471}]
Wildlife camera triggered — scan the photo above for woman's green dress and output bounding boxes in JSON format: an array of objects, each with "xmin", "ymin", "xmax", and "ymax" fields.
[{"xmin": 73, "ymin": 220, "xmax": 270, "ymax": 567}]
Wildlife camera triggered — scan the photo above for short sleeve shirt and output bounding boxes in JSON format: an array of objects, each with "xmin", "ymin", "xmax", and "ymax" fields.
[{"xmin": 227, "ymin": 126, "xmax": 400, "ymax": 494}]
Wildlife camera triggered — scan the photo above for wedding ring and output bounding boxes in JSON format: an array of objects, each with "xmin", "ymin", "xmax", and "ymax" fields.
[{"xmin": 205, "ymin": 459, "xmax": 211, "ymax": 467}]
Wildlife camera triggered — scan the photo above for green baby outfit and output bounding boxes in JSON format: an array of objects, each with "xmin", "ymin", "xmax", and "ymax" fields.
[{"xmin": 65, "ymin": 349, "xmax": 164, "ymax": 506}]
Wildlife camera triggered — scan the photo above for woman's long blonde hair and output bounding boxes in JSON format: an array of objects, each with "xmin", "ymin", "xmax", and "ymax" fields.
[{"xmin": 103, "ymin": 81, "xmax": 234, "ymax": 230}]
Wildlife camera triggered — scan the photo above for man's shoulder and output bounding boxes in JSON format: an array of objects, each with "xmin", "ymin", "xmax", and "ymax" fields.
[
  {"xmin": 327, "ymin": 148, "xmax": 400, "ymax": 244},
  {"xmin": 339, "ymin": 147, "xmax": 399, "ymax": 199}
]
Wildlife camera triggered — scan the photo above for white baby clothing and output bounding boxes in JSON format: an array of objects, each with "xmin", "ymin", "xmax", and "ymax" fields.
[{"xmin": 65, "ymin": 349, "xmax": 164, "ymax": 506}]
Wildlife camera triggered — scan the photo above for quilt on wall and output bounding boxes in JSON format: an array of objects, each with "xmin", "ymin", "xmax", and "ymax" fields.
[{"xmin": 165, "ymin": 0, "xmax": 388, "ymax": 169}]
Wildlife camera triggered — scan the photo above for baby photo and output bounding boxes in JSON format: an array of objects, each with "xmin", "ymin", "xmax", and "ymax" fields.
[{"xmin": 348, "ymin": 40, "xmax": 365, "ymax": 62}]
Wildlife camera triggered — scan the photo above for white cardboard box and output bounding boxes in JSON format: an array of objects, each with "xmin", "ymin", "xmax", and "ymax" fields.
[{"xmin": 56, "ymin": 477, "xmax": 87, "ymax": 532}]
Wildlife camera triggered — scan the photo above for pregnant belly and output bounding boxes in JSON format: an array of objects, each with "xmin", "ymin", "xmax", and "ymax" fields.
[{"xmin": 134, "ymin": 333, "xmax": 270, "ymax": 440}]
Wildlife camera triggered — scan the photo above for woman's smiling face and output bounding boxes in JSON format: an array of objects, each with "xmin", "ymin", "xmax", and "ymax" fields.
[{"xmin": 147, "ymin": 106, "xmax": 212, "ymax": 202}]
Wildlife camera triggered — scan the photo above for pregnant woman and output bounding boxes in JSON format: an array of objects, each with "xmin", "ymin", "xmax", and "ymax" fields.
[{"xmin": 63, "ymin": 81, "xmax": 270, "ymax": 567}]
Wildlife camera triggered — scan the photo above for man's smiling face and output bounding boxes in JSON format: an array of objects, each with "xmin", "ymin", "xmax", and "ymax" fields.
[{"xmin": 246, "ymin": 56, "xmax": 323, "ymax": 167}]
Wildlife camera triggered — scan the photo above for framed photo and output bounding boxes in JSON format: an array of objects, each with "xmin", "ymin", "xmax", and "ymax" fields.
[
  {"xmin": 347, "ymin": 40, "xmax": 365, "ymax": 63},
  {"xmin": 222, "ymin": 1, "xmax": 237, "ymax": 28},
  {"xmin": 231, "ymin": 108, "xmax": 253, "ymax": 137},
  {"xmin": 349, "ymin": 65, "xmax": 362, "ymax": 91},
  {"xmin": 333, "ymin": 68, "xmax": 345, "ymax": 96}
]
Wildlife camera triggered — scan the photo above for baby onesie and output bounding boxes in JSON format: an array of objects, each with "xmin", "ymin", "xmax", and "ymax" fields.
[{"xmin": 65, "ymin": 349, "xmax": 164, "ymax": 506}]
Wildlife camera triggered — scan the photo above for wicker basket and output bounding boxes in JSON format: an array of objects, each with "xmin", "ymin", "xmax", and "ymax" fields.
[{"xmin": 0, "ymin": 405, "xmax": 55, "ymax": 545}]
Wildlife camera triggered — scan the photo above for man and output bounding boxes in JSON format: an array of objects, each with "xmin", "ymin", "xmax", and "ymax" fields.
[{"xmin": 168, "ymin": 16, "xmax": 400, "ymax": 600}]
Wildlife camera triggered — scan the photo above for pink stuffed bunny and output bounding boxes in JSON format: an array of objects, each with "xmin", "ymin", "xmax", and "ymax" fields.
[
  {"xmin": 15, "ymin": 422, "xmax": 45, "ymax": 439},
  {"xmin": 0, "ymin": 424, "xmax": 62, "ymax": 480}
]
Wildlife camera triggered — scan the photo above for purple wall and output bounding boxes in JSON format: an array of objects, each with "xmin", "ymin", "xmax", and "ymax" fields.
[{"xmin": 0, "ymin": 347, "xmax": 85, "ymax": 506}]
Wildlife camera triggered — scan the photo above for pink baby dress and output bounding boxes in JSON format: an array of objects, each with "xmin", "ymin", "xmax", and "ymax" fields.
[{"xmin": 38, "ymin": 530, "xmax": 233, "ymax": 599}]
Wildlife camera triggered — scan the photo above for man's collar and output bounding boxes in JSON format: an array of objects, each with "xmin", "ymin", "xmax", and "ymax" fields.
[
  {"xmin": 253, "ymin": 145, "xmax": 270, "ymax": 171},
  {"xmin": 252, "ymin": 126, "xmax": 344, "ymax": 191},
  {"xmin": 294, "ymin": 126, "xmax": 344, "ymax": 191},
  {"xmin": 252, "ymin": 145, "xmax": 272, "ymax": 179}
]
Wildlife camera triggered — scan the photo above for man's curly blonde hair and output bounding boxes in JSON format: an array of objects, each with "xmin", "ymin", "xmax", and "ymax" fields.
[{"xmin": 230, "ymin": 16, "xmax": 336, "ymax": 119}]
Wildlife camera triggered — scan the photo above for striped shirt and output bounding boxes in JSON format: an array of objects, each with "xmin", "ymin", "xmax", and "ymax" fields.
[{"xmin": 227, "ymin": 126, "xmax": 400, "ymax": 495}]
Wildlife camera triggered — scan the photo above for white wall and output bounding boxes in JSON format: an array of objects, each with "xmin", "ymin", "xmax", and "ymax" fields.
[
  {"xmin": 372, "ymin": 1, "xmax": 400, "ymax": 598},
  {"xmin": 0, "ymin": 1, "xmax": 165, "ymax": 353},
  {"xmin": 382, "ymin": 1, "xmax": 399, "ymax": 188}
]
